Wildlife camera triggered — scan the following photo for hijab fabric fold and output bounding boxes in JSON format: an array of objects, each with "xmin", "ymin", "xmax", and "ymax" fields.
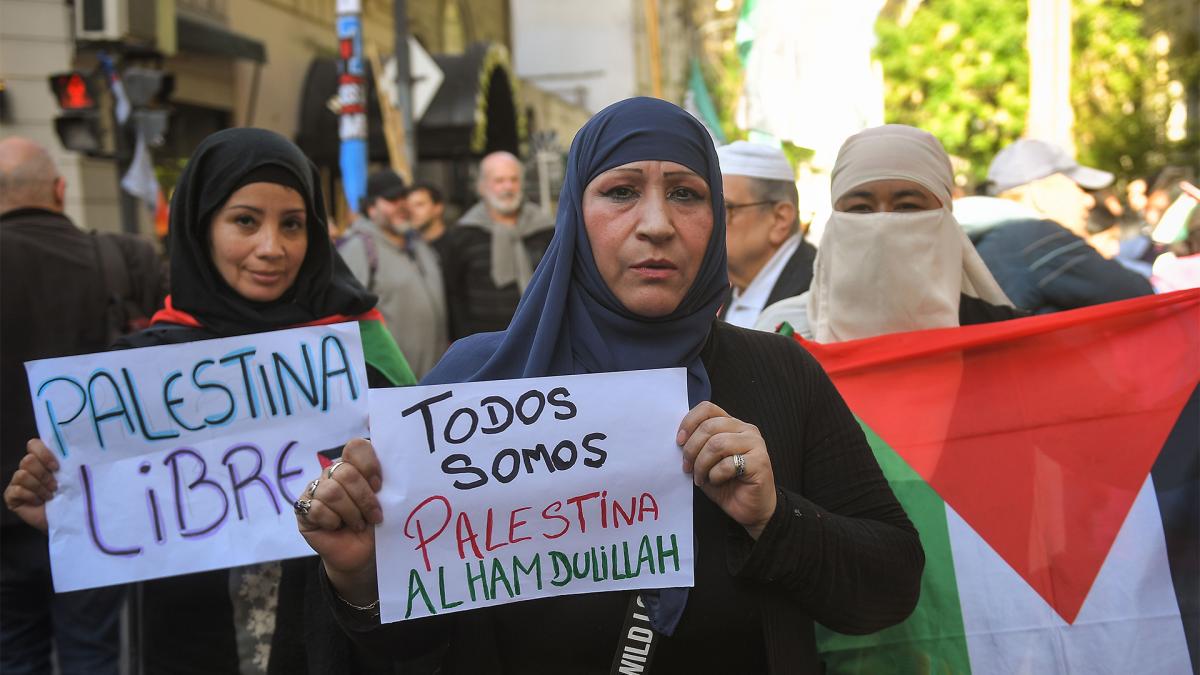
[
  {"xmin": 423, "ymin": 97, "xmax": 730, "ymax": 634},
  {"xmin": 165, "ymin": 127, "xmax": 376, "ymax": 336},
  {"xmin": 809, "ymin": 124, "xmax": 1013, "ymax": 342}
]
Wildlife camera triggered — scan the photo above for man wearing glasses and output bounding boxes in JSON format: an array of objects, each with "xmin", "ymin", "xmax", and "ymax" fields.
[{"xmin": 717, "ymin": 141, "xmax": 817, "ymax": 329}]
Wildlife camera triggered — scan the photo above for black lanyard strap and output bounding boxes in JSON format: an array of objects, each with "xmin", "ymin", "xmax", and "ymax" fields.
[{"xmin": 610, "ymin": 593, "xmax": 660, "ymax": 674}]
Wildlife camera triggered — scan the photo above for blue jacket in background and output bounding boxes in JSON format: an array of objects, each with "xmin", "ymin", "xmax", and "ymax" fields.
[{"xmin": 971, "ymin": 217, "xmax": 1153, "ymax": 314}]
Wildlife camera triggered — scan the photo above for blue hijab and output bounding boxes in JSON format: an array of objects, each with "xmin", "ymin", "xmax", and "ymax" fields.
[{"xmin": 423, "ymin": 97, "xmax": 728, "ymax": 634}]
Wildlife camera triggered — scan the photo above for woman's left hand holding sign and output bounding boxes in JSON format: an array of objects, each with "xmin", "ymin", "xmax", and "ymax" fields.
[
  {"xmin": 678, "ymin": 402, "xmax": 778, "ymax": 540},
  {"xmin": 296, "ymin": 438, "xmax": 384, "ymax": 606},
  {"xmin": 3, "ymin": 439, "xmax": 60, "ymax": 533}
]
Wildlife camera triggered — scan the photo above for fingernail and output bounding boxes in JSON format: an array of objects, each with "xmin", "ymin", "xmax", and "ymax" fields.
[
  {"xmin": 370, "ymin": 477, "xmax": 382, "ymax": 492},
  {"xmin": 371, "ymin": 508, "xmax": 383, "ymax": 524},
  {"xmin": 676, "ymin": 429, "xmax": 685, "ymax": 445}
]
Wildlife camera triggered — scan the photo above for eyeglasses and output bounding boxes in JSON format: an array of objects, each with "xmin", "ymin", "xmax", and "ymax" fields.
[{"xmin": 725, "ymin": 200, "xmax": 775, "ymax": 219}]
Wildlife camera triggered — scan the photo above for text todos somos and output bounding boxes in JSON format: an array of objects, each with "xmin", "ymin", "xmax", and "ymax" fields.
[
  {"xmin": 371, "ymin": 369, "xmax": 695, "ymax": 623},
  {"xmin": 24, "ymin": 322, "xmax": 371, "ymax": 592}
]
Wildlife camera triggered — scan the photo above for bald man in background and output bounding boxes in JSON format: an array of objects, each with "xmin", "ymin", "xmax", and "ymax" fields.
[
  {"xmin": 0, "ymin": 137, "xmax": 162, "ymax": 674},
  {"xmin": 442, "ymin": 151, "xmax": 555, "ymax": 339}
]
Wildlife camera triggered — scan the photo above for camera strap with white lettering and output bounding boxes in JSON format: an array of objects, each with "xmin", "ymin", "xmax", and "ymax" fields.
[{"xmin": 609, "ymin": 593, "xmax": 660, "ymax": 674}]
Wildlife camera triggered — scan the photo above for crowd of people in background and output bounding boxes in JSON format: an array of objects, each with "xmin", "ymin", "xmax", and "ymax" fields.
[{"xmin": 2, "ymin": 94, "xmax": 1198, "ymax": 673}]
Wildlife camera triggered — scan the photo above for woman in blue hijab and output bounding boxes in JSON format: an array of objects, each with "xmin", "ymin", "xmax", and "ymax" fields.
[{"xmin": 297, "ymin": 98, "xmax": 923, "ymax": 673}]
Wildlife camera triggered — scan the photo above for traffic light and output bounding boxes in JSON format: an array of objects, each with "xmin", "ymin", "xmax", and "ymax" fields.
[
  {"xmin": 122, "ymin": 67, "xmax": 173, "ymax": 147},
  {"xmin": 48, "ymin": 71, "xmax": 105, "ymax": 154}
]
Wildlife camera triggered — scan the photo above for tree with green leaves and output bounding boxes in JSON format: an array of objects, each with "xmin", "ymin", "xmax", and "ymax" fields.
[{"xmin": 875, "ymin": 0, "xmax": 1171, "ymax": 185}]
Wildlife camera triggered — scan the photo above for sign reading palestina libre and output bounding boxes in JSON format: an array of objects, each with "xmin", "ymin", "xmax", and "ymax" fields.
[
  {"xmin": 371, "ymin": 369, "xmax": 694, "ymax": 623},
  {"xmin": 24, "ymin": 323, "xmax": 370, "ymax": 592}
]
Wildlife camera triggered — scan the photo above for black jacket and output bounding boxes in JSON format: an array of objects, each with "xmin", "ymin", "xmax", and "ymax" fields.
[
  {"xmin": 324, "ymin": 321, "xmax": 924, "ymax": 674},
  {"xmin": 441, "ymin": 224, "xmax": 555, "ymax": 340},
  {"xmin": 971, "ymin": 218, "xmax": 1152, "ymax": 314},
  {"xmin": 0, "ymin": 209, "xmax": 163, "ymax": 529}
]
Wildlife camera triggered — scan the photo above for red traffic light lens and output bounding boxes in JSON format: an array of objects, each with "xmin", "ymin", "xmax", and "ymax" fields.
[{"xmin": 53, "ymin": 73, "xmax": 95, "ymax": 110}]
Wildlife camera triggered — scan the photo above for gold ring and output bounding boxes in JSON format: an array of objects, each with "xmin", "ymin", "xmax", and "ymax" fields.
[{"xmin": 327, "ymin": 461, "xmax": 345, "ymax": 479}]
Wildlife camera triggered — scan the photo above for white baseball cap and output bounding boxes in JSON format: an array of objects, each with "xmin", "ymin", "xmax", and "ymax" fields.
[{"xmin": 987, "ymin": 139, "xmax": 1113, "ymax": 195}]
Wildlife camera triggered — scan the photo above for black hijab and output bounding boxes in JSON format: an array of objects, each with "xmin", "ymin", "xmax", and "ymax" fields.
[{"xmin": 165, "ymin": 127, "xmax": 375, "ymax": 336}]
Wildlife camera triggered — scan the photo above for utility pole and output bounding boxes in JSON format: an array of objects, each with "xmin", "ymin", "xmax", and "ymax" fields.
[
  {"xmin": 393, "ymin": 0, "xmax": 417, "ymax": 173},
  {"xmin": 644, "ymin": 0, "xmax": 663, "ymax": 98},
  {"xmin": 1026, "ymin": 0, "xmax": 1074, "ymax": 152}
]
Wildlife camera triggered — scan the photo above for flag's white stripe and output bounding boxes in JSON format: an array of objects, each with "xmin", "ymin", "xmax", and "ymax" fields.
[{"xmin": 946, "ymin": 477, "xmax": 1189, "ymax": 675}]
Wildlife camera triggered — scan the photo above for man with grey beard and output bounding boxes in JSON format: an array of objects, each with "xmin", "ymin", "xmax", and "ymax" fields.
[{"xmin": 442, "ymin": 151, "xmax": 555, "ymax": 339}]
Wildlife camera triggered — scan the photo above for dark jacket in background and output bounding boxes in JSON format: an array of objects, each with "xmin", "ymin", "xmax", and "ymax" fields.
[
  {"xmin": 972, "ymin": 218, "xmax": 1153, "ymax": 314},
  {"xmin": 441, "ymin": 218, "xmax": 554, "ymax": 340},
  {"xmin": 718, "ymin": 238, "xmax": 819, "ymax": 321},
  {"xmin": 0, "ymin": 208, "xmax": 164, "ymax": 529}
]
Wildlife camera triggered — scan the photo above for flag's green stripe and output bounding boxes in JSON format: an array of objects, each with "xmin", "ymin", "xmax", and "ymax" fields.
[
  {"xmin": 359, "ymin": 319, "xmax": 416, "ymax": 387},
  {"xmin": 815, "ymin": 420, "xmax": 972, "ymax": 675}
]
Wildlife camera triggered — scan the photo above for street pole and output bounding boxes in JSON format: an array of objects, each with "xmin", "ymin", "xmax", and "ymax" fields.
[
  {"xmin": 393, "ymin": 0, "xmax": 417, "ymax": 173},
  {"xmin": 336, "ymin": 0, "xmax": 368, "ymax": 214}
]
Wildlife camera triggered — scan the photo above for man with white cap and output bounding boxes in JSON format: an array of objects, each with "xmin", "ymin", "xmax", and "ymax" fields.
[
  {"xmin": 957, "ymin": 138, "xmax": 1151, "ymax": 314},
  {"xmin": 716, "ymin": 141, "xmax": 817, "ymax": 329}
]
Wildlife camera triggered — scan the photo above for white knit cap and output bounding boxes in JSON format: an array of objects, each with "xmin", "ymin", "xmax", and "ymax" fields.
[{"xmin": 717, "ymin": 141, "xmax": 795, "ymax": 182}]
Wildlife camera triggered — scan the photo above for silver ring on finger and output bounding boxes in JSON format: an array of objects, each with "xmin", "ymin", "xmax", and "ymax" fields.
[
  {"xmin": 307, "ymin": 479, "xmax": 320, "ymax": 497},
  {"xmin": 293, "ymin": 498, "xmax": 312, "ymax": 516},
  {"xmin": 732, "ymin": 453, "xmax": 746, "ymax": 479},
  {"xmin": 327, "ymin": 461, "xmax": 346, "ymax": 480}
]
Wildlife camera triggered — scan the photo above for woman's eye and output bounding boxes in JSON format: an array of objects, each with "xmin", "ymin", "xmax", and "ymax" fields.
[
  {"xmin": 601, "ymin": 186, "xmax": 638, "ymax": 201},
  {"xmin": 668, "ymin": 187, "xmax": 703, "ymax": 202},
  {"xmin": 233, "ymin": 214, "xmax": 257, "ymax": 227},
  {"xmin": 895, "ymin": 203, "xmax": 923, "ymax": 212},
  {"xmin": 282, "ymin": 217, "xmax": 306, "ymax": 231},
  {"xmin": 846, "ymin": 204, "xmax": 874, "ymax": 213}
]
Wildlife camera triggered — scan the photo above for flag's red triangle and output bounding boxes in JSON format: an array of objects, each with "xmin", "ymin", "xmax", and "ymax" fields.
[{"xmin": 803, "ymin": 290, "xmax": 1200, "ymax": 624}]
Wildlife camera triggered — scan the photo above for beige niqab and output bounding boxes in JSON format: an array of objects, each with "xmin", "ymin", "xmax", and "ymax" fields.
[{"xmin": 808, "ymin": 125, "xmax": 1012, "ymax": 343}]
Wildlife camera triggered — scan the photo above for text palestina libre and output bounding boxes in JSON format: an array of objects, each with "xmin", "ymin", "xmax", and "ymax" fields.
[{"xmin": 33, "ymin": 334, "xmax": 360, "ymax": 457}]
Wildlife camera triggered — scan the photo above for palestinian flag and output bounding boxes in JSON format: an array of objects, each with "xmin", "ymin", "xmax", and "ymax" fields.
[{"xmin": 798, "ymin": 290, "xmax": 1199, "ymax": 674}]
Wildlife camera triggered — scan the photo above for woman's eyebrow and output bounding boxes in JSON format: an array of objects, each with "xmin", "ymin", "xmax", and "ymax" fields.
[
  {"xmin": 893, "ymin": 189, "xmax": 929, "ymax": 199},
  {"xmin": 605, "ymin": 168, "xmax": 644, "ymax": 176},
  {"xmin": 664, "ymin": 171, "xmax": 701, "ymax": 179},
  {"xmin": 225, "ymin": 204, "xmax": 265, "ymax": 214}
]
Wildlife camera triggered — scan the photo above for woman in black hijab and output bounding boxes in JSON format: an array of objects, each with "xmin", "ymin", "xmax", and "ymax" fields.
[
  {"xmin": 7, "ymin": 128, "xmax": 413, "ymax": 674},
  {"xmin": 296, "ymin": 99, "xmax": 924, "ymax": 674}
]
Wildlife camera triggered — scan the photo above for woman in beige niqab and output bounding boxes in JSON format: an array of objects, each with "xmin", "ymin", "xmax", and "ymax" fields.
[{"xmin": 756, "ymin": 125, "xmax": 1017, "ymax": 342}]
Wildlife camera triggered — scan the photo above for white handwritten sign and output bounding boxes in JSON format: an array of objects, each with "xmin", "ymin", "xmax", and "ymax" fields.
[
  {"xmin": 24, "ymin": 323, "xmax": 369, "ymax": 592},
  {"xmin": 371, "ymin": 368, "xmax": 694, "ymax": 623}
]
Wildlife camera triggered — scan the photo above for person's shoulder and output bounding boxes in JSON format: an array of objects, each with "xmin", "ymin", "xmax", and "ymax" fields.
[
  {"xmin": 454, "ymin": 203, "xmax": 490, "ymax": 229},
  {"xmin": 520, "ymin": 203, "xmax": 556, "ymax": 228},
  {"xmin": 1, "ymin": 209, "xmax": 84, "ymax": 242},
  {"xmin": 113, "ymin": 323, "xmax": 214, "ymax": 350},
  {"xmin": 994, "ymin": 217, "xmax": 1072, "ymax": 240},
  {"xmin": 420, "ymin": 330, "xmax": 506, "ymax": 384},
  {"xmin": 710, "ymin": 321, "xmax": 820, "ymax": 372}
]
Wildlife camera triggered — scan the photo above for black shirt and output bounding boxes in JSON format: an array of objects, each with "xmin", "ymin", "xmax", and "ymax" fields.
[{"xmin": 326, "ymin": 322, "xmax": 924, "ymax": 674}]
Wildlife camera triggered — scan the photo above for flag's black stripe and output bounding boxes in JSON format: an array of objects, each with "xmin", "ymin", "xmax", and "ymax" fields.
[{"xmin": 1150, "ymin": 383, "xmax": 1199, "ymax": 674}]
